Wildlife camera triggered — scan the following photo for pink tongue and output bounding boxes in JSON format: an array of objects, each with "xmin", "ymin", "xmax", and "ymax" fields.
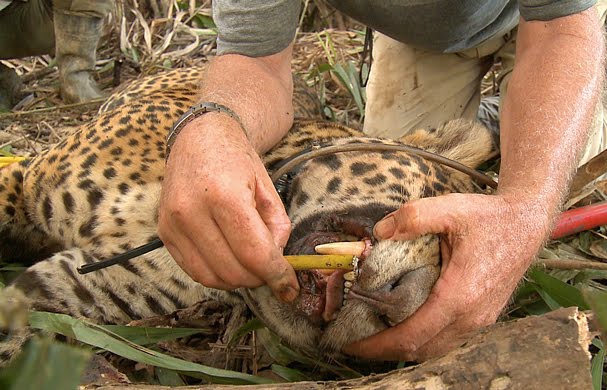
[{"xmin": 322, "ymin": 270, "xmax": 346, "ymax": 322}]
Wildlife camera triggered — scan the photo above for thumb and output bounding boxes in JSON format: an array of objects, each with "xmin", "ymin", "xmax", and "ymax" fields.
[{"xmin": 374, "ymin": 197, "xmax": 457, "ymax": 240}]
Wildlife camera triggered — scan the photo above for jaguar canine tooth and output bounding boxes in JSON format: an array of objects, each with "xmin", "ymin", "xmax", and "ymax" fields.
[
  {"xmin": 315, "ymin": 241, "xmax": 366, "ymax": 256},
  {"xmin": 343, "ymin": 271, "xmax": 356, "ymax": 282}
]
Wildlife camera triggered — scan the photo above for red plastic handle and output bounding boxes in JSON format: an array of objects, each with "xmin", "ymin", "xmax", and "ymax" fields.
[{"xmin": 551, "ymin": 201, "xmax": 607, "ymax": 239}]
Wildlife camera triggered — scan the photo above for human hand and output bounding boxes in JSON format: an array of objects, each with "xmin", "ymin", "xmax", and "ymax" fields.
[
  {"xmin": 158, "ymin": 113, "xmax": 299, "ymax": 302},
  {"xmin": 343, "ymin": 193, "xmax": 552, "ymax": 361}
]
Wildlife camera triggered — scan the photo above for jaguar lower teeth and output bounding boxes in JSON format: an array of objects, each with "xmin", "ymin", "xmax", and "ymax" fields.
[
  {"xmin": 344, "ymin": 287, "xmax": 350, "ymax": 294},
  {"xmin": 344, "ymin": 280, "xmax": 353, "ymax": 288}
]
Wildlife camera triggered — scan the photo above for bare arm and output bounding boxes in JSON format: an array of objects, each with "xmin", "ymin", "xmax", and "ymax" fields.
[
  {"xmin": 197, "ymin": 45, "xmax": 295, "ymax": 153},
  {"xmin": 345, "ymin": 7, "xmax": 604, "ymax": 360},
  {"xmin": 499, "ymin": 9, "xmax": 604, "ymax": 221},
  {"xmin": 158, "ymin": 45, "xmax": 301, "ymax": 302}
]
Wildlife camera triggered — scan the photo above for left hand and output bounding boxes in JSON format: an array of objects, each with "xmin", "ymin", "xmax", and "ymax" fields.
[{"xmin": 343, "ymin": 192, "xmax": 551, "ymax": 361}]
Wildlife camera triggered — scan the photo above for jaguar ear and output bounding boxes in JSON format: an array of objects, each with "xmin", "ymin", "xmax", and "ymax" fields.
[{"xmin": 398, "ymin": 119, "xmax": 497, "ymax": 168}]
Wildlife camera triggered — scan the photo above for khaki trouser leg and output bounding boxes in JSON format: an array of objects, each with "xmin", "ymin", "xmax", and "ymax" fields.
[
  {"xmin": 52, "ymin": 0, "xmax": 114, "ymax": 18},
  {"xmin": 363, "ymin": 33, "xmax": 491, "ymax": 138},
  {"xmin": 495, "ymin": 2, "xmax": 607, "ymax": 166}
]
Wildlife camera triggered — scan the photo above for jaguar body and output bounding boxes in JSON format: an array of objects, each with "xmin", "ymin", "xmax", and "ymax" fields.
[{"xmin": 0, "ymin": 66, "xmax": 494, "ymax": 363}]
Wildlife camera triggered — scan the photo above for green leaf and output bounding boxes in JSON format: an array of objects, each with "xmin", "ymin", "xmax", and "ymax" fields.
[
  {"xmin": 527, "ymin": 268, "xmax": 589, "ymax": 310},
  {"xmin": 257, "ymin": 328, "xmax": 360, "ymax": 379},
  {"xmin": 28, "ymin": 312, "xmax": 273, "ymax": 385},
  {"xmin": 103, "ymin": 324, "xmax": 210, "ymax": 346},
  {"xmin": 590, "ymin": 339, "xmax": 605, "ymax": 390},
  {"xmin": 316, "ymin": 32, "xmax": 336, "ymax": 66},
  {"xmin": 316, "ymin": 63, "xmax": 333, "ymax": 73},
  {"xmin": 592, "ymin": 338, "xmax": 604, "ymax": 349},
  {"xmin": 0, "ymin": 145, "xmax": 14, "ymax": 155},
  {"xmin": 331, "ymin": 62, "xmax": 365, "ymax": 119},
  {"xmin": 156, "ymin": 367, "xmax": 187, "ymax": 386},
  {"xmin": 578, "ymin": 231, "xmax": 593, "ymax": 252},
  {"xmin": 192, "ymin": 14, "xmax": 216, "ymax": 29},
  {"xmin": 573, "ymin": 270, "xmax": 607, "ymax": 285},
  {"xmin": 347, "ymin": 61, "xmax": 366, "ymax": 109},
  {"xmin": 531, "ymin": 284, "xmax": 562, "ymax": 311},
  {"xmin": 0, "ymin": 337, "xmax": 91, "ymax": 390},
  {"xmin": 519, "ymin": 298, "xmax": 552, "ymax": 316},
  {"xmin": 228, "ymin": 317, "xmax": 265, "ymax": 346},
  {"xmin": 271, "ymin": 364, "xmax": 311, "ymax": 382},
  {"xmin": 583, "ymin": 288, "xmax": 607, "ymax": 340},
  {"xmin": 512, "ymin": 279, "xmax": 539, "ymax": 301}
]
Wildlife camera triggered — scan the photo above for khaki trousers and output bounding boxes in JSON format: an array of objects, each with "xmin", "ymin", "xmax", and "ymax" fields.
[{"xmin": 363, "ymin": 3, "xmax": 607, "ymax": 166}]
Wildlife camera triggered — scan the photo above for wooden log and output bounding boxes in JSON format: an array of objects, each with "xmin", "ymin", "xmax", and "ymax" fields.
[{"xmin": 89, "ymin": 307, "xmax": 593, "ymax": 390}]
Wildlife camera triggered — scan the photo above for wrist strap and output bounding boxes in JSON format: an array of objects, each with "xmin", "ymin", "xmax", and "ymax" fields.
[{"xmin": 166, "ymin": 102, "xmax": 247, "ymax": 160}]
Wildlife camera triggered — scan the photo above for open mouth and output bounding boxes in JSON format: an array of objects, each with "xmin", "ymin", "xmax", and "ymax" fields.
[{"xmin": 285, "ymin": 215, "xmax": 375, "ymax": 327}]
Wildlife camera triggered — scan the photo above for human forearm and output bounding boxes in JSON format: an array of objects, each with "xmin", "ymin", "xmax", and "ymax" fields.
[
  {"xmin": 193, "ymin": 45, "xmax": 295, "ymax": 153},
  {"xmin": 498, "ymin": 9, "xmax": 604, "ymax": 217},
  {"xmin": 158, "ymin": 45, "xmax": 299, "ymax": 301}
]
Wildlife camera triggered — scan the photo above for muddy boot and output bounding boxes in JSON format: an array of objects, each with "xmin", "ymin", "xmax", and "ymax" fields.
[
  {"xmin": 0, "ymin": 64, "xmax": 22, "ymax": 111},
  {"xmin": 53, "ymin": 11, "xmax": 104, "ymax": 103}
]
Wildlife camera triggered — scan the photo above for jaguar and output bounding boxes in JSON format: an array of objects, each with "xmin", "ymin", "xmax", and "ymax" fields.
[{"xmin": 0, "ymin": 65, "xmax": 494, "ymax": 364}]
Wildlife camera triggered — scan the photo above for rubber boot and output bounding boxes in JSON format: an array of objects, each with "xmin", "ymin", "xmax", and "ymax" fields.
[
  {"xmin": 0, "ymin": 63, "xmax": 22, "ymax": 111},
  {"xmin": 53, "ymin": 11, "xmax": 103, "ymax": 103}
]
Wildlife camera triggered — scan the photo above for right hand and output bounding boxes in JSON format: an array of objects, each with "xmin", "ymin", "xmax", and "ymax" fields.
[{"xmin": 158, "ymin": 113, "xmax": 299, "ymax": 302}]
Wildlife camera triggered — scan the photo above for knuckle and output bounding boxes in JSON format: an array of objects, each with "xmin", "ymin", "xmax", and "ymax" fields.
[
  {"xmin": 202, "ymin": 183, "xmax": 233, "ymax": 203},
  {"xmin": 196, "ymin": 270, "xmax": 236, "ymax": 290},
  {"xmin": 273, "ymin": 218, "xmax": 292, "ymax": 237},
  {"xmin": 240, "ymin": 276, "xmax": 264, "ymax": 289},
  {"xmin": 256, "ymin": 194, "xmax": 276, "ymax": 211},
  {"xmin": 217, "ymin": 267, "xmax": 259, "ymax": 288},
  {"xmin": 165, "ymin": 194, "xmax": 195, "ymax": 220}
]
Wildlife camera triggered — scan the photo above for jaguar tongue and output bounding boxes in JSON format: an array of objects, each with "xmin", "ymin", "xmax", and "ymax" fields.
[
  {"xmin": 322, "ymin": 270, "xmax": 347, "ymax": 322},
  {"xmin": 294, "ymin": 269, "xmax": 347, "ymax": 325}
]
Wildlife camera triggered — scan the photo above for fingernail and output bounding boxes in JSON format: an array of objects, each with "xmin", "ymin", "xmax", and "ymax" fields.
[
  {"xmin": 278, "ymin": 284, "xmax": 299, "ymax": 303},
  {"xmin": 374, "ymin": 215, "xmax": 395, "ymax": 239}
]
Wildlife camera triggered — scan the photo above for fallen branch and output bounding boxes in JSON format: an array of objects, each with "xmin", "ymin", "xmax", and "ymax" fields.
[
  {"xmin": 536, "ymin": 257, "xmax": 607, "ymax": 270},
  {"xmin": 20, "ymin": 67, "xmax": 56, "ymax": 83},
  {"xmin": 0, "ymin": 98, "xmax": 105, "ymax": 118},
  {"xmin": 88, "ymin": 307, "xmax": 593, "ymax": 389}
]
